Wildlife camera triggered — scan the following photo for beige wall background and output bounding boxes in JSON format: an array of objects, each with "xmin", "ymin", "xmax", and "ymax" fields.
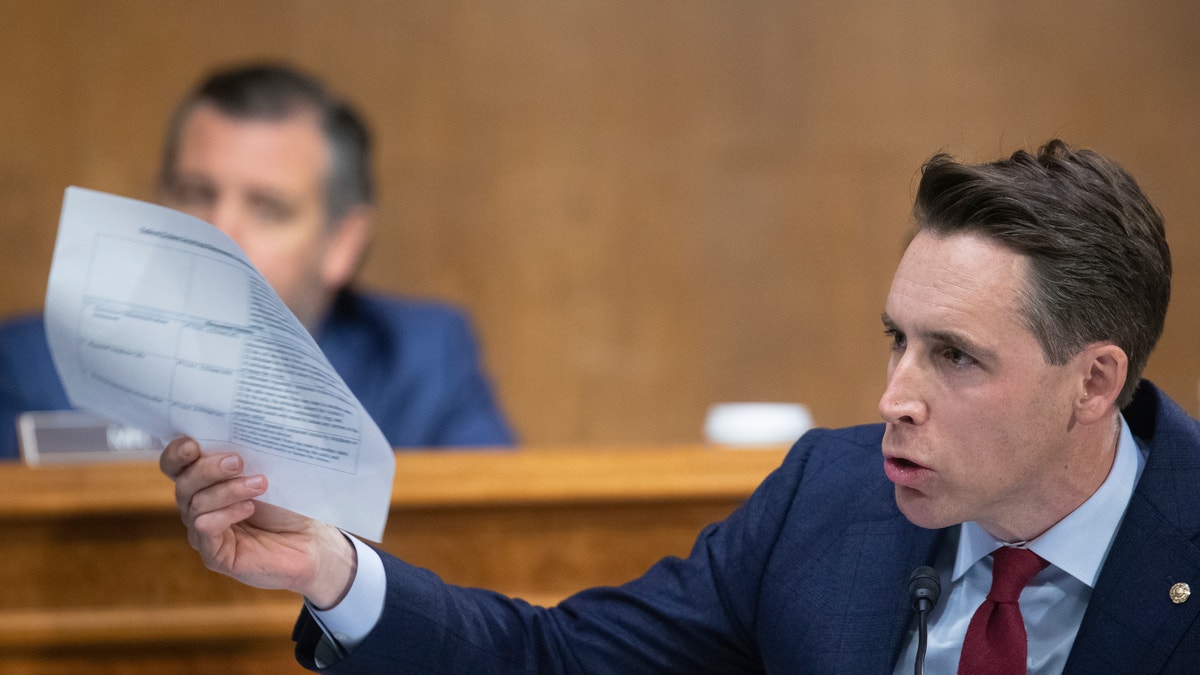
[{"xmin": 2, "ymin": 1, "xmax": 1197, "ymax": 445}]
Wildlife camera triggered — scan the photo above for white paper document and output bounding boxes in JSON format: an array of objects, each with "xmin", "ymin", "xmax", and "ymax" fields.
[{"xmin": 44, "ymin": 187, "xmax": 395, "ymax": 541}]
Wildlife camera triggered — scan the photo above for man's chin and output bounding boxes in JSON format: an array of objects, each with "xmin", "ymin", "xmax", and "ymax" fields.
[{"xmin": 893, "ymin": 485, "xmax": 955, "ymax": 530}]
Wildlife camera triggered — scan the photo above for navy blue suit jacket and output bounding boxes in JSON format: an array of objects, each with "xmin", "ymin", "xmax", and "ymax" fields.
[
  {"xmin": 294, "ymin": 381, "xmax": 1200, "ymax": 673},
  {"xmin": 0, "ymin": 289, "xmax": 514, "ymax": 459}
]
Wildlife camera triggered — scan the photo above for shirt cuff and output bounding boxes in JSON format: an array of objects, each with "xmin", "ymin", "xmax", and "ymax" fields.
[{"xmin": 305, "ymin": 533, "xmax": 386, "ymax": 656}]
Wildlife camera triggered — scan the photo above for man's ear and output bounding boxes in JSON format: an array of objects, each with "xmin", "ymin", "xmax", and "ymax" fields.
[
  {"xmin": 1074, "ymin": 343, "xmax": 1128, "ymax": 424},
  {"xmin": 321, "ymin": 205, "xmax": 373, "ymax": 291}
]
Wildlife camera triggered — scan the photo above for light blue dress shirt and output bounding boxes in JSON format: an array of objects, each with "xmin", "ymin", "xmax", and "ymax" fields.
[
  {"xmin": 309, "ymin": 534, "xmax": 386, "ymax": 661},
  {"xmin": 894, "ymin": 414, "xmax": 1146, "ymax": 674}
]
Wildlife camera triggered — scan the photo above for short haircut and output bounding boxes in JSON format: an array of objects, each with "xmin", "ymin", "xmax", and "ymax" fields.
[
  {"xmin": 158, "ymin": 63, "xmax": 374, "ymax": 222},
  {"xmin": 913, "ymin": 139, "xmax": 1171, "ymax": 408}
]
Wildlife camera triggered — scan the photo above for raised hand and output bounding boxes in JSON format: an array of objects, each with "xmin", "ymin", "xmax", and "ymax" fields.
[{"xmin": 160, "ymin": 437, "xmax": 357, "ymax": 608}]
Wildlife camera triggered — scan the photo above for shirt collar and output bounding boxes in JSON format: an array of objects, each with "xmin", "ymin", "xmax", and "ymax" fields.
[{"xmin": 954, "ymin": 413, "xmax": 1145, "ymax": 587}]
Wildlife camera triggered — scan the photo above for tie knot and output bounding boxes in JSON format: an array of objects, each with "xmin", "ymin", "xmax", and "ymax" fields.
[{"xmin": 987, "ymin": 546, "xmax": 1048, "ymax": 603}]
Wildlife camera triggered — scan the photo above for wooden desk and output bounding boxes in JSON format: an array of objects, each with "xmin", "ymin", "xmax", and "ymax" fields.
[{"xmin": 0, "ymin": 445, "xmax": 786, "ymax": 674}]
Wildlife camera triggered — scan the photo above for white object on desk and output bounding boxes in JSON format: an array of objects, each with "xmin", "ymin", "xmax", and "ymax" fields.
[{"xmin": 704, "ymin": 402, "xmax": 813, "ymax": 446}]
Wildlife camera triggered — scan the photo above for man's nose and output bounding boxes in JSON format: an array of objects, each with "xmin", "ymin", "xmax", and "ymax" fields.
[
  {"xmin": 879, "ymin": 354, "xmax": 927, "ymax": 425},
  {"xmin": 206, "ymin": 200, "xmax": 244, "ymax": 240}
]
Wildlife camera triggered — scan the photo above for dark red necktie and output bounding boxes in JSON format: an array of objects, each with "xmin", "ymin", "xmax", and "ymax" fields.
[{"xmin": 958, "ymin": 546, "xmax": 1049, "ymax": 674}]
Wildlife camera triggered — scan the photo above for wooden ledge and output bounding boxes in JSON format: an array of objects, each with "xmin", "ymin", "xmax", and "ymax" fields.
[
  {"xmin": 0, "ymin": 590, "xmax": 566, "ymax": 652},
  {"xmin": 0, "ymin": 444, "xmax": 788, "ymax": 518},
  {"xmin": 0, "ymin": 602, "xmax": 299, "ymax": 649}
]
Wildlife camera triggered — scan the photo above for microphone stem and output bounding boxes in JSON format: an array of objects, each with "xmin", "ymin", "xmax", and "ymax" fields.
[{"xmin": 914, "ymin": 606, "xmax": 929, "ymax": 675}]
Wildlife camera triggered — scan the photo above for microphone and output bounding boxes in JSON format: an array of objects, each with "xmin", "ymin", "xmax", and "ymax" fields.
[{"xmin": 908, "ymin": 566, "xmax": 941, "ymax": 675}]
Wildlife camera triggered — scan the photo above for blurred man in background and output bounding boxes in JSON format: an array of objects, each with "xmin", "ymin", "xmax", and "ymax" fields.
[{"xmin": 0, "ymin": 63, "xmax": 514, "ymax": 458}]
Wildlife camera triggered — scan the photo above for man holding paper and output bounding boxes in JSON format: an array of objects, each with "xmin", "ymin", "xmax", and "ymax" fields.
[
  {"xmin": 162, "ymin": 140, "xmax": 1200, "ymax": 672},
  {"xmin": 0, "ymin": 63, "xmax": 514, "ymax": 458}
]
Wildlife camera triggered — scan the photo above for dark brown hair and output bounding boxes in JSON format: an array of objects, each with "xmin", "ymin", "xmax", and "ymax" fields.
[
  {"xmin": 913, "ymin": 140, "xmax": 1171, "ymax": 408},
  {"xmin": 158, "ymin": 63, "xmax": 373, "ymax": 222}
]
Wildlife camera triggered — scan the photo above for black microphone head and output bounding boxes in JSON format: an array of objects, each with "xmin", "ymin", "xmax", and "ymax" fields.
[{"xmin": 908, "ymin": 566, "xmax": 941, "ymax": 612}]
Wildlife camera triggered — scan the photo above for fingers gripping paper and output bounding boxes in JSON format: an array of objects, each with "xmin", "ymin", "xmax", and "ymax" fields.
[{"xmin": 45, "ymin": 187, "xmax": 395, "ymax": 541}]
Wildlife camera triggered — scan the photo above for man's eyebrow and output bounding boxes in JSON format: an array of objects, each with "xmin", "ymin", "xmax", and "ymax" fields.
[
  {"xmin": 166, "ymin": 171, "xmax": 212, "ymax": 187},
  {"xmin": 879, "ymin": 312, "xmax": 998, "ymax": 362},
  {"xmin": 930, "ymin": 330, "xmax": 996, "ymax": 359}
]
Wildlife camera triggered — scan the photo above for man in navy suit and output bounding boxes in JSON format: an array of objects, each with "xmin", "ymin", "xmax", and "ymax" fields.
[
  {"xmin": 0, "ymin": 64, "xmax": 514, "ymax": 458},
  {"xmin": 161, "ymin": 140, "xmax": 1199, "ymax": 673}
]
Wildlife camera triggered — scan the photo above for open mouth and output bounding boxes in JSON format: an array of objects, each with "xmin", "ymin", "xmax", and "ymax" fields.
[{"xmin": 883, "ymin": 455, "xmax": 931, "ymax": 487}]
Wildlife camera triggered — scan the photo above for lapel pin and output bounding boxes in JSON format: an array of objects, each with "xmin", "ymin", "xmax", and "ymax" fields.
[{"xmin": 1169, "ymin": 582, "xmax": 1191, "ymax": 604}]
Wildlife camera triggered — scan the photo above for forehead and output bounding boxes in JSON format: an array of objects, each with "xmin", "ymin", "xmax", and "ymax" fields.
[
  {"xmin": 886, "ymin": 231, "xmax": 1033, "ymax": 339},
  {"xmin": 173, "ymin": 104, "xmax": 330, "ymax": 184}
]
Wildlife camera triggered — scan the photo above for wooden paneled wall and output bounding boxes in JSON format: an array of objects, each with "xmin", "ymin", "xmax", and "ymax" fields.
[{"xmin": 2, "ymin": 1, "xmax": 1198, "ymax": 445}]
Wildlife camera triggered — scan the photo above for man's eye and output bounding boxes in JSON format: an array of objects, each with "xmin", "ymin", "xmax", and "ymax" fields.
[
  {"xmin": 885, "ymin": 329, "xmax": 906, "ymax": 352},
  {"xmin": 255, "ymin": 202, "xmax": 292, "ymax": 223},
  {"xmin": 943, "ymin": 347, "xmax": 976, "ymax": 367}
]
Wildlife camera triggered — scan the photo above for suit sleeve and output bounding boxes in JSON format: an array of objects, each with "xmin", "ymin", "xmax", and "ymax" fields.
[
  {"xmin": 0, "ymin": 349, "xmax": 25, "ymax": 460},
  {"xmin": 0, "ymin": 318, "xmax": 68, "ymax": 461},
  {"xmin": 293, "ymin": 432, "xmax": 823, "ymax": 673}
]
